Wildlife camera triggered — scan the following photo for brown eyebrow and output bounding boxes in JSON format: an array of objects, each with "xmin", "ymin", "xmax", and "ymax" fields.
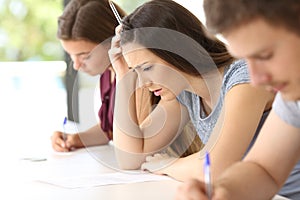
[
  {"xmin": 135, "ymin": 62, "xmax": 148, "ymax": 69},
  {"xmin": 249, "ymin": 52, "xmax": 272, "ymax": 59},
  {"xmin": 75, "ymin": 51, "xmax": 90, "ymax": 56},
  {"xmin": 246, "ymin": 45, "xmax": 274, "ymax": 59}
]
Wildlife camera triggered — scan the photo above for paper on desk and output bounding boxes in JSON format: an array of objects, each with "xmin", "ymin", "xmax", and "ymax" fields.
[{"xmin": 38, "ymin": 172, "xmax": 172, "ymax": 188}]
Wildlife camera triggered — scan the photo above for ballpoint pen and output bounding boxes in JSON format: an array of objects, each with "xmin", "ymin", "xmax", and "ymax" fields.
[
  {"xmin": 109, "ymin": 0, "xmax": 122, "ymax": 25},
  {"xmin": 204, "ymin": 151, "xmax": 212, "ymax": 200},
  {"xmin": 62, "ymin": 116, "xmax": 67, "ymax": 142}
]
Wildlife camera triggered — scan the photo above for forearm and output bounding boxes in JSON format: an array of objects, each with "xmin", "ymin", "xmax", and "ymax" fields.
[
  {"xmin": 162, "ymin": 143, "xmax": 246, "ymax": 182},
  {"xmin": 113, "ymin": 71, "xmax": 145, "ymax": 152},
  {"xmin": 113, "ymin": 70, "xmax": 152, "ymax": 169},
  {"xmin": 113, "ymin": 101, "xmax": 187, "ymax": 170},
  {"xmin": 162, "ymin": 153, "xmax": 203, "ymax": 181},
  {"xmin": 114, "ymin": 72, "xmax": 184, "ymax": 150},
  {"xmin": 78, "ymin": 124, "xmax": 110, "ymax": 147},
  {"xmin": 214, "ymin": 161, "xmax": 279, "ymax": 200}
]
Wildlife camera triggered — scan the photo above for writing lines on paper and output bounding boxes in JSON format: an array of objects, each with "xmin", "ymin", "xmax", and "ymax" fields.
[{"xmin": 38, "ymin": 172, "xmax": 172, "ymax": 188}]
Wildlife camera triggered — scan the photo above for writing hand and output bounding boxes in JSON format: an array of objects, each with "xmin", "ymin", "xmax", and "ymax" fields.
[
  {"xmin": 175, "ymin": 179, "xmax": 211, "ymax": 200},
  {"xmin": 51, "ymin": 131, "xmax": 81, "ymax": 152},
  {"xmin": 51, "ymin": 131, "xmax": 69, "ymax": 152}
]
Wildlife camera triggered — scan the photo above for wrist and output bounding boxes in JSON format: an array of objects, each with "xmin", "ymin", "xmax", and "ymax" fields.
[
  {"xmin": 73, "ymin": 133, "xmax": 84, "ymax": 148},
  {"xmin": 213, "ymin": 183, "xmax": 232, "ymax": 200}
]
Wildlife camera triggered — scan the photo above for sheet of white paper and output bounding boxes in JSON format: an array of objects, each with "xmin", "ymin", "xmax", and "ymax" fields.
[{"xmin": 38, "ymin": 172, "xmax": 172, "ymax": 188}]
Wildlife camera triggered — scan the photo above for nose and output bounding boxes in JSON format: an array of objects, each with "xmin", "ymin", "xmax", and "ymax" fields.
[
  {"xmin": 71, "ymin": 56, "xmax": 82, "ymax": 71},
  {"xmin": 247, "ymin": 59, "xmax": 271, "ymax": 86},
  {"xmin": 136, "ymin": 72, "xmax": 151, "ymax": 88}
]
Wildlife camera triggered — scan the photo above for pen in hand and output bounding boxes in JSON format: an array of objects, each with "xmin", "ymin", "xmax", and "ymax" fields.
[
  {"xmin": 204, "ymin": 151, "xmax": 212, "ymax": 200},
  {"xmin": 62, "ymin": 116, "xmax": 67, "ymax": 142},
  {"xmin": 109, "ymin": 0, "xmax": 122, "ymax": 25}
]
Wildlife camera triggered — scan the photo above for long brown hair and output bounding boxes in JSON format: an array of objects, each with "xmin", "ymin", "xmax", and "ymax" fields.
[
  {"xmin": 120, "ymin": 0, "xmax": 234, "ymax": 76},
  {"xmin": 120, "ymin": 0, "xmax": 214, "ymax": 157},
  {"xmin": 57, "ymin": 0, "xmax": 126, "ymax": 43}
]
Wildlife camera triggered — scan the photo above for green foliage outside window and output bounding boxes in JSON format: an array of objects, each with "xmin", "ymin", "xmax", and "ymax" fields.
[
  {"xmin": 0, "ymin": 0, "xmax": 63, "ymax": 61},
  {"xmin": 0, "ymin": 0, "xmax": 147, "ymax": 62}
]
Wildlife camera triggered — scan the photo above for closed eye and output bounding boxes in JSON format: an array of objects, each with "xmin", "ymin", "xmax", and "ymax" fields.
[
  {"xmin": 84, "ymin": 54, "xmax": 91, "ymax": 60},
  {"xmin": 259, "ymin": 54, "xmax": 273, "ymax": 61},
  {"xmin": 79, "ymin": 52, "xmax": 91, "ymax": 61},
  {"xmin": 129, "ymin": 67, "xmax": 136, "ymax": 73},
  {"xmin": 254, "ymin": 52, "xmax": 274, "ymax": 61},
  {"xmin": 143, "ymin": 65, "xmax": 153, "ymax": 71}
]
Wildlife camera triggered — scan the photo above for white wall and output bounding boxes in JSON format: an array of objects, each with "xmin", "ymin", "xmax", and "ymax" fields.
[
  {"xmin": 0, "ymin": 61, "xmax": 67, "ymax": 158},
  {"xmin": 173, "ymin": 0, "xmax": 206, "ymax": 24},
  {"xmin": 173, "ymin": 0, "xmax": 228, "ymax": 44}
]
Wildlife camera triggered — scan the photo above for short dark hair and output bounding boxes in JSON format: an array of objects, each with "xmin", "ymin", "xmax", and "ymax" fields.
[{"xmin": 204, "ymin": 0, "xmax": 300, "ymax": 36}]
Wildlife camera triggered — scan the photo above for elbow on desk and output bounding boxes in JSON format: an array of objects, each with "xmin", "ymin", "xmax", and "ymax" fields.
[
  {"xmin": 114, "ymin": 149, "xmax": 147, "ymax": 170},
  {"xmin": 117, "ymin": 160, "xmax": 142, "ymax": 170}
]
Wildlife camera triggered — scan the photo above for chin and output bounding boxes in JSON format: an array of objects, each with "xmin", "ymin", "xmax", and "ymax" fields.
[
  {"xmin": 87, "ymin": 71, "xmax": 97, "ymax": 76},
  {"xmin": 161, "ymin": 95, "xmax": 177, "ymax": 101},
  {"xmin": 281, "ymin": 92, "xmax": 300, "ymax": 101}
]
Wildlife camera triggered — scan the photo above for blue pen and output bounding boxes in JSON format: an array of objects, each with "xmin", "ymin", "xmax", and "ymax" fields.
[
  {"xmin": 204, "ymin": 151, "xmax": 212, "ymax": 200},
  {"xmin": 62, "ymin": 116, "xmax": 67, "ymax": 142}
]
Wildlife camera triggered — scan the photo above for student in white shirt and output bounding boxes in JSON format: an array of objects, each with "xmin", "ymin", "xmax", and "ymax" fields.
[{"xmin": 175, "ymin": 1, "xmax": 300, "ymax": 199}]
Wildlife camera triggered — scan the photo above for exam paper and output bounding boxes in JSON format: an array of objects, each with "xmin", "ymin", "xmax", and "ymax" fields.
[{"xmin": 38, "ymin": 172, "xmax": 172, "ymax": 188}]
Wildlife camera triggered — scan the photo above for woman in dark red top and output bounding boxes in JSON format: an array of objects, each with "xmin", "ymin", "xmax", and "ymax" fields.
[
  {"xmin": 51, "ymin": 0, "xmax": 131, "ymax": 151},
  {"xmin": 51, "ymin": 0, "xmax": 202, "ymax": 158}
]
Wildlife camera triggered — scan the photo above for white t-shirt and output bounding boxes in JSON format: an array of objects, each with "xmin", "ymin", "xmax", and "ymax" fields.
[{"xmin": 273, "ymin": 93, "xmax": 300, "ymax": 128}]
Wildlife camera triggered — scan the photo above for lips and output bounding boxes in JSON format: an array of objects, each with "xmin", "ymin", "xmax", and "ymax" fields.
[
  {"xmin": 152, "ymin": 89, "xmax": 162, "ymax": 96},
  {"xmin": 271, "ymin": 83, "xmax": 287, "ymax": 92}
]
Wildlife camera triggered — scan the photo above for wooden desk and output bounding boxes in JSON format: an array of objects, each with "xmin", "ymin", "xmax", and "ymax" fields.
[{"xmin": 1, "ymin": 145, "xmax": 289, "ymax": 200}]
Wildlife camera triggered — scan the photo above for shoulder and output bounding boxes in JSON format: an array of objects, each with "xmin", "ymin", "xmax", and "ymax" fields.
[
  {"xmin": 177, "ymin": 91, "xmax": 194, "ymax": 104},
  {"xmin": 223, "ymin": 59, "xmax": 250, "ymax": 92},
  {"xmin": 273, "ymin": 93, "xmax": 300, "ymax": 128}
]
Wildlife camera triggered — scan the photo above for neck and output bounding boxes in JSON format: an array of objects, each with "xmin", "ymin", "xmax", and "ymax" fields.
[
  {"xmin": 107, "ymin": 67, "xmax": 115, "ymax": 83},
  {"xmin": 185, "ymin": 67, "xmax": 225, "ymax": 108}
]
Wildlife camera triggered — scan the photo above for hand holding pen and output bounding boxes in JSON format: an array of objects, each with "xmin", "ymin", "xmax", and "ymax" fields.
[
  {"xmin": 62, "ymin": 116, "xmax": 67, "ymax": 142},
  {"xmin": 51, "ymin": 117, "xmax": 73, "ymax": 152},
  {"xmin": 204, "ymin": 151, "xmax": 213, "ymax": 200},
  {"xmin": 175, "ymin": 179, "xmax": 215, "ymax": 200},
  {"xmin": 174, "ymin": 152, "xmax": 214, "ymax": 200}
]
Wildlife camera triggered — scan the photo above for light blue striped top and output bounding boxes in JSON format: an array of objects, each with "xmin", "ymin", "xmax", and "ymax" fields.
[
  {"xmin": 176, "ymin": 59, "xmax": 300, "ymax": 199},
  {"xmin": 177, "ymin": 59, "xmax": 250, "ymax": 144}
]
